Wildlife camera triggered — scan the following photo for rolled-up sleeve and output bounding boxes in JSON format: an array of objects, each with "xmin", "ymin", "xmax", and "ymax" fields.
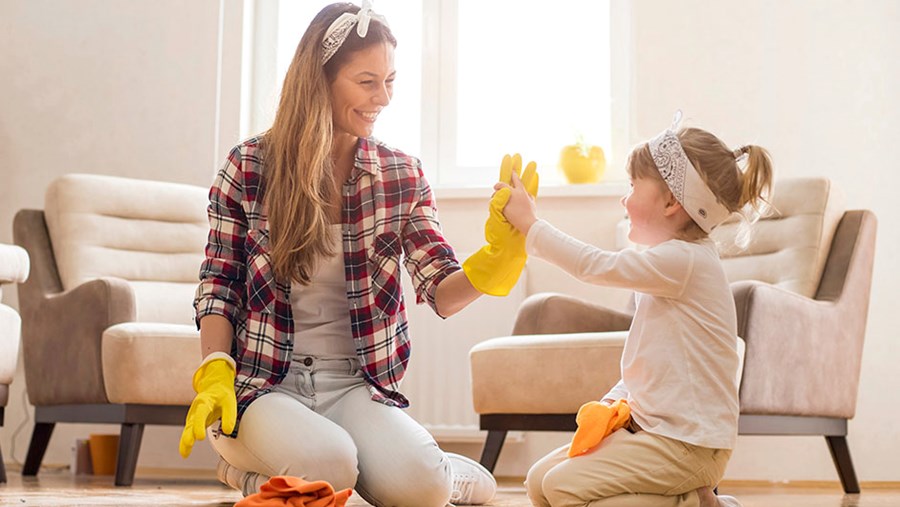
[
  {"xmin": 194, "ymin": 147, "xmax": 248, "ymax": 329},
  {"xmin": 402, "ymin": 161, "xmax": 460, "ymax": 313}
]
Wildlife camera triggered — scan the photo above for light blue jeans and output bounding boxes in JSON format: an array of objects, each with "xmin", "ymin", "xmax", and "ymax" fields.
[{"xmin": 210, "ymin": 355, "xmax": 453, "ymax": 507}]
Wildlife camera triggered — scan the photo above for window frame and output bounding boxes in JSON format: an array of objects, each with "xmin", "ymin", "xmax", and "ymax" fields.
[{"xmin": 240, "ymin": 0, "xmax": 633, "ymax": 189}]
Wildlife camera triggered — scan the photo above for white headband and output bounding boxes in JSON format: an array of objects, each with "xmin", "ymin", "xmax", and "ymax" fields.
[
  {"xmin": 321, "ymin": 0, "xmax": 389, "ymax": 65},
  {"xmin": 648, "ymin": 111, "xmax": 731, "ymax": 233}
]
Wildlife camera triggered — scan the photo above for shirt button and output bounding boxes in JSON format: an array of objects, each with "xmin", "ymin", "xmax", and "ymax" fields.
[{"xmin": 303, "ymin": 357, "xmax": 313, "ymax": 367}]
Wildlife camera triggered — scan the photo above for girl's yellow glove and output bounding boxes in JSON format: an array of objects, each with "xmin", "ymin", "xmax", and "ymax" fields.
[
  {"xmin": 463, "ymin": 153, "xmax": 539, "ymax": 296},
  {"xmin": 179, "ymin": 352, "xmax": 237, "ymax": 458}
]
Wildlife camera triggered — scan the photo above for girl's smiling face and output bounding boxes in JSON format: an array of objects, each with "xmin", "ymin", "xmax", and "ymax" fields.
[{"xmin": 620, "ymin": 177, "xmax": 679, "ymax": 246}]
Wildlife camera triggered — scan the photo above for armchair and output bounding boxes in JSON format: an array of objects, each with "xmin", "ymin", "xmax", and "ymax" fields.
[
  {"xmin": 0, "ymin": 243, "xmax": 30, "ymax": 483},
  {"xmin": 470, "ymin": 178, "xmax": 875, "ymax": 493},
  {"xmin": 13, "ymin": 174, "xmax": 209, "ymax": 485}
]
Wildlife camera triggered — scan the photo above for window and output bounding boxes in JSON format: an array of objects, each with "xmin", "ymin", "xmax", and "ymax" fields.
[{"xmin": 243, "ymin": 1, "xmax": 619, "ymax": 187}]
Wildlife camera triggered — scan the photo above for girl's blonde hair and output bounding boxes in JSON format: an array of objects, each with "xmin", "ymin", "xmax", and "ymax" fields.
[
  {"xmin": 262, "ymin": 3, "xmax": 396, "ymax": 284},
  {"xmin": 626, "ymin": 127, "xmax": 774, "ymax": 242}
]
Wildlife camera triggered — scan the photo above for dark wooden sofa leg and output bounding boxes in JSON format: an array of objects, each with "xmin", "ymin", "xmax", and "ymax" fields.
[
  {"xmin": 115, "ymin": 423, "xmax": 145, "ymax": 486},
  {"xmin": 0, "ymin": 441, "xmax": 6, "ymax": 483},
  {"xmin": 479, "ymin": 430, "xmax": 508, "ymax": 473},
  {"xmin": 0, "ymin": 407, "xmax": 5, "ymax": 483},
  {"xmin": 22, "ymin": 422, "xmax": 55, "ymax": 476},
  {"xmin": 826, "ymin": 435, "xmax": 860, "ymax": 494}
]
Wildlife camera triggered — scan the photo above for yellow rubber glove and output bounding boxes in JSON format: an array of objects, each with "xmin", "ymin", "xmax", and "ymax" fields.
[
  {"xmin": 463, "ymin": 153, "xmax": 539, "ymax": 296},
  {"xmin": 179, "ymin": 352, "xmax": 237, "ymax": 458},
  {"xmin": 568, "ymin": 399, "xmax": 631, "ymax": 457}
]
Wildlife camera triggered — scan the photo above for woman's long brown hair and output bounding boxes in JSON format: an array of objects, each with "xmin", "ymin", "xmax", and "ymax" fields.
[{"xmin": 262, "ymin": 3, "xmax": 395, "ymax": 284}]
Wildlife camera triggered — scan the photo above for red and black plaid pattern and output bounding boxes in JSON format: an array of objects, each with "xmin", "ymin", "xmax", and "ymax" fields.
[{"xmin": 194, "ymin": 136, "xmax": 460, "ymax": 427}]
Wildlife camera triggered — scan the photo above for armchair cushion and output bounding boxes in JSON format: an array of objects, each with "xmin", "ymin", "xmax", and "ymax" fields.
[
  {"xmin": 102, "ymin": 323, "xmax": 200, "ymax": 405},
  {"xmin": 43, "ymin": 174, "xmax": 208, "ymax": 325},
  {"xmin": 470, "ymin": 331, "xmax": 627, "ymax": 414},
  {"xmin": 0, "ymin": 305, "xmax": 20, "ymax": 388},
  {"xmin": 713, "ymin": 177, "xmax": 844, "ymax": 298}
]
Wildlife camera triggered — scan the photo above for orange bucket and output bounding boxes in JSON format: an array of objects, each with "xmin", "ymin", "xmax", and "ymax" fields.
[{"xmin": 88, "ymin": 434, "xmax": 119, "ymax": 475}]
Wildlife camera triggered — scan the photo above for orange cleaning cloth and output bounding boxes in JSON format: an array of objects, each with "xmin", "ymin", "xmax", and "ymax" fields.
[
  {"xmin": 234, "ymin": 475, "xmax": 352, "ymax": 507},
  {"xmin": 567, "ymin": 399, "xmax": 631, "ymax": 457}
]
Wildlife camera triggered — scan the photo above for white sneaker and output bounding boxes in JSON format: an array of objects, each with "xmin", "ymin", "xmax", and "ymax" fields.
[
  {"xmin": 717, "ymin": 494, "xmax": 743, "ymax": 507},
  {"xmin": 446, "ymin": 452, "xmax": 497, "ymax": 505}
]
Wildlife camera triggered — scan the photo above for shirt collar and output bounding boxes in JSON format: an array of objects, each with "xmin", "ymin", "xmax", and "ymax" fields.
[{"xmin": 354, "ymin": 137, "xmax": 381, "ymax": 176}]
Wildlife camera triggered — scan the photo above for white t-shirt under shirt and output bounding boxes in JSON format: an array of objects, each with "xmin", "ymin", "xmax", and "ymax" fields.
[
  {"xmin": 290, "ymin": 225, "xmax": 357, "ymax": 360},
  {"xmin": 526, "ymin": 219, "xmax": 740, "ymax": 450}
]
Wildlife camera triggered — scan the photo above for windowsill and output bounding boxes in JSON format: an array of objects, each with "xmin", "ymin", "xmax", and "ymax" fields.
[{"xmin": 434, "ymin": 181, "xmax": 628, "ymax": 200}]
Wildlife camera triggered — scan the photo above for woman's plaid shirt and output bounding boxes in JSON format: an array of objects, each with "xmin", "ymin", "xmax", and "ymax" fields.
[{"xmin": 194, "ymin": 136, "xmax": 461, "ymax": 427}]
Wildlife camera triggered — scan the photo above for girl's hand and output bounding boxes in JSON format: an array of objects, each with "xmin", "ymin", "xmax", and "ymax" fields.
[{"xmin": 495, "ymin": 169, "xmax": 538, "ymax": 235}]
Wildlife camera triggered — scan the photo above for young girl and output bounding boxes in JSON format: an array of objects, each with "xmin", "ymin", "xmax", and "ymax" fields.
[{"xmin": 499, "ymin": 112, "xmax": 772, "ymax": 507}]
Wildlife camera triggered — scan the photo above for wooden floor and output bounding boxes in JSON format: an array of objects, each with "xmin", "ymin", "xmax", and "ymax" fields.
[{"xmin": 1, "ymin": 468, "xmax": 899, "ymax": 506}]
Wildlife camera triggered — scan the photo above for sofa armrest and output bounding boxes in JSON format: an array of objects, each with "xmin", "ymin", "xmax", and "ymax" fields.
[
  {"xmin": 0, "ymin": 244, "xmax": 29, "ymax": 284},
  {"xmin": 732, "ymin": 280, "xmax": 856, "ymax": 418},
  {"xmin": 14, "ymin": 209, "xmax": 136, "ymax": 405},
  {"xmin": 512, "ymin": 292, "xmax": 633, "ymax": 336},
  {"xmin": 23, "ymin": 277, "xmax": 135, "ymax": 405}
]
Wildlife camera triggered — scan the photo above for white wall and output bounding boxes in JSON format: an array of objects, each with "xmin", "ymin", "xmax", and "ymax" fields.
[
  {"xmin": 0, "ymin": 0, "xmax": 244, "ymax": 472},
  {"xmin": 1, "ymin": 0, "xmax": 898, "ymax": 484}
]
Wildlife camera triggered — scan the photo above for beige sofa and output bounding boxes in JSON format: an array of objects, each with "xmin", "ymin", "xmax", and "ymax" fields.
[
  {"xmin": 14, "ymin": 173, "xmax": 209, "ymax": 485},
  {"xmin": 0, "ymin": 243, "xmax": 30, "ymax": 483},
  {"xmin": 470, "ymin": 178, "xmax": 875, "ymax": 493}
]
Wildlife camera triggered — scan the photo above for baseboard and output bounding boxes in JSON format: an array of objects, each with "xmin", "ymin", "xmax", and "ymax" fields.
[
  {"xmin": 494, "ymin": 477, "xmax": 900, "ymax": 490},
  {"xmin": 717, "ymin": 479, "xmax": 900, "ymax": 490}
]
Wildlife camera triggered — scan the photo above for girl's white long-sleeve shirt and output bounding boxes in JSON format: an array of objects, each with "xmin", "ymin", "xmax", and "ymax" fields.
[{"xmin": 526, "ymin": 219, "xmax": 740, "ymax": 450}]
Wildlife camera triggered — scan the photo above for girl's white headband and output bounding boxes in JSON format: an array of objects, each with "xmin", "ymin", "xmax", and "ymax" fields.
[
  {"xmin": 321, "ymin": 0, "xmax": 389, "ymax": 65},
  {"xmin": 648, "ymin": 111, "xmax": 731, "ymax": 233}
]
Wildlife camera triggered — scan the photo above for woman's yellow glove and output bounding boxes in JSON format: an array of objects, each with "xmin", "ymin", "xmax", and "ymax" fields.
[
  {"xmin": 463, "ymin": 153, "xmax": 539, "ymax": 296},
  {"xmin": 179, "ymin": 352, "xmax": 237, "ymax": 458},
  {"xmin": 568, "ymin": 399, "xmax": 631, "ymax": 457}
]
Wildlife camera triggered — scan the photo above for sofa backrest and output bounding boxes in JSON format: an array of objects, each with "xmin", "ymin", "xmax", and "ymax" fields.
[
  {"xmin": 711, "ymin": 177, "xmax": 845, "ymax": 298},
  {"xmin": 44, "ymin": 174, "xmax": 208, "ymax": 325}
]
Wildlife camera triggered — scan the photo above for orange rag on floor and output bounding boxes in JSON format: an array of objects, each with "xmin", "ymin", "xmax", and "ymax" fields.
[
  {"xmin": 234, "ymin": 476, "xmax": 352, "ymax": 507},
  {"xmin": 568, "ymin": 399, "xmax": 631, "ymax": 457}
]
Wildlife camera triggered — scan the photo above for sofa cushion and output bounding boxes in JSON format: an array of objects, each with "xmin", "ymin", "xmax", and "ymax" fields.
[
  {"xmin": 44, "ymin": 174, "xmax": 208, "ymax": 325},
  {"xmin": 712, "ymin": 177, "xmax": 844, "ymax": 298},
  {"xmin": 471, "ymin": 331, "xmax": 745, "ymax": 416},
  {"xmin": 101, "ymin": 323, "xmax": 201, "ymax": 405},
  {"xmin": 0, "ymin": 304, "xmax": 21, "ymax": 387},
  {"xmin": 470, "ymin": 331, "xmax": 628, "ymax": 414}
]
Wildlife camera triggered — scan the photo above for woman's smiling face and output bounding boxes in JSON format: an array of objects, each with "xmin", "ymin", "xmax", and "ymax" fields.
[{"xmin": 329, "ymin": 42, "xmax": 395, "ymax": 140}]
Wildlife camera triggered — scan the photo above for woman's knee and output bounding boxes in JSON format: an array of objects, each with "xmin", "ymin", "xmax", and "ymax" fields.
[
  {"xmin": 356, "ymin": 452, "xmax": 451, "ymax": 507},
  {"xmin": 280, "ymin": 437, "xmax": 360, "ymax": 490}
]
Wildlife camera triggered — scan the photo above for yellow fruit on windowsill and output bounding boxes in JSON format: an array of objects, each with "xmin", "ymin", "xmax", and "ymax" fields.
[{"xmin": 559, "ymin": 142, "xmax": 606, "ymax": 184}]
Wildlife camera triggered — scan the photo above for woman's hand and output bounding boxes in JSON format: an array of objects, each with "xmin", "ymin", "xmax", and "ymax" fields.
[
  {"xmin": 179, "ymin": 353, "xmax": 238, "ymax": 458},
  {"xmin": 461, "ymin": 154, "xmax": 539, "ymax": 297}
]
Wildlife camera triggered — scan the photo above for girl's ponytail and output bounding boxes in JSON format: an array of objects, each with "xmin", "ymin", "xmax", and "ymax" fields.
[{"xmin": 735, "ymin": 145, "xmax": 774, "ymax": 213}]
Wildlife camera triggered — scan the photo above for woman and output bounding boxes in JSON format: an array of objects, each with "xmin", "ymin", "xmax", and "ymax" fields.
[{"xmin": 177, "ymin": 2, "xmax": 537, "ymax": 506}]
